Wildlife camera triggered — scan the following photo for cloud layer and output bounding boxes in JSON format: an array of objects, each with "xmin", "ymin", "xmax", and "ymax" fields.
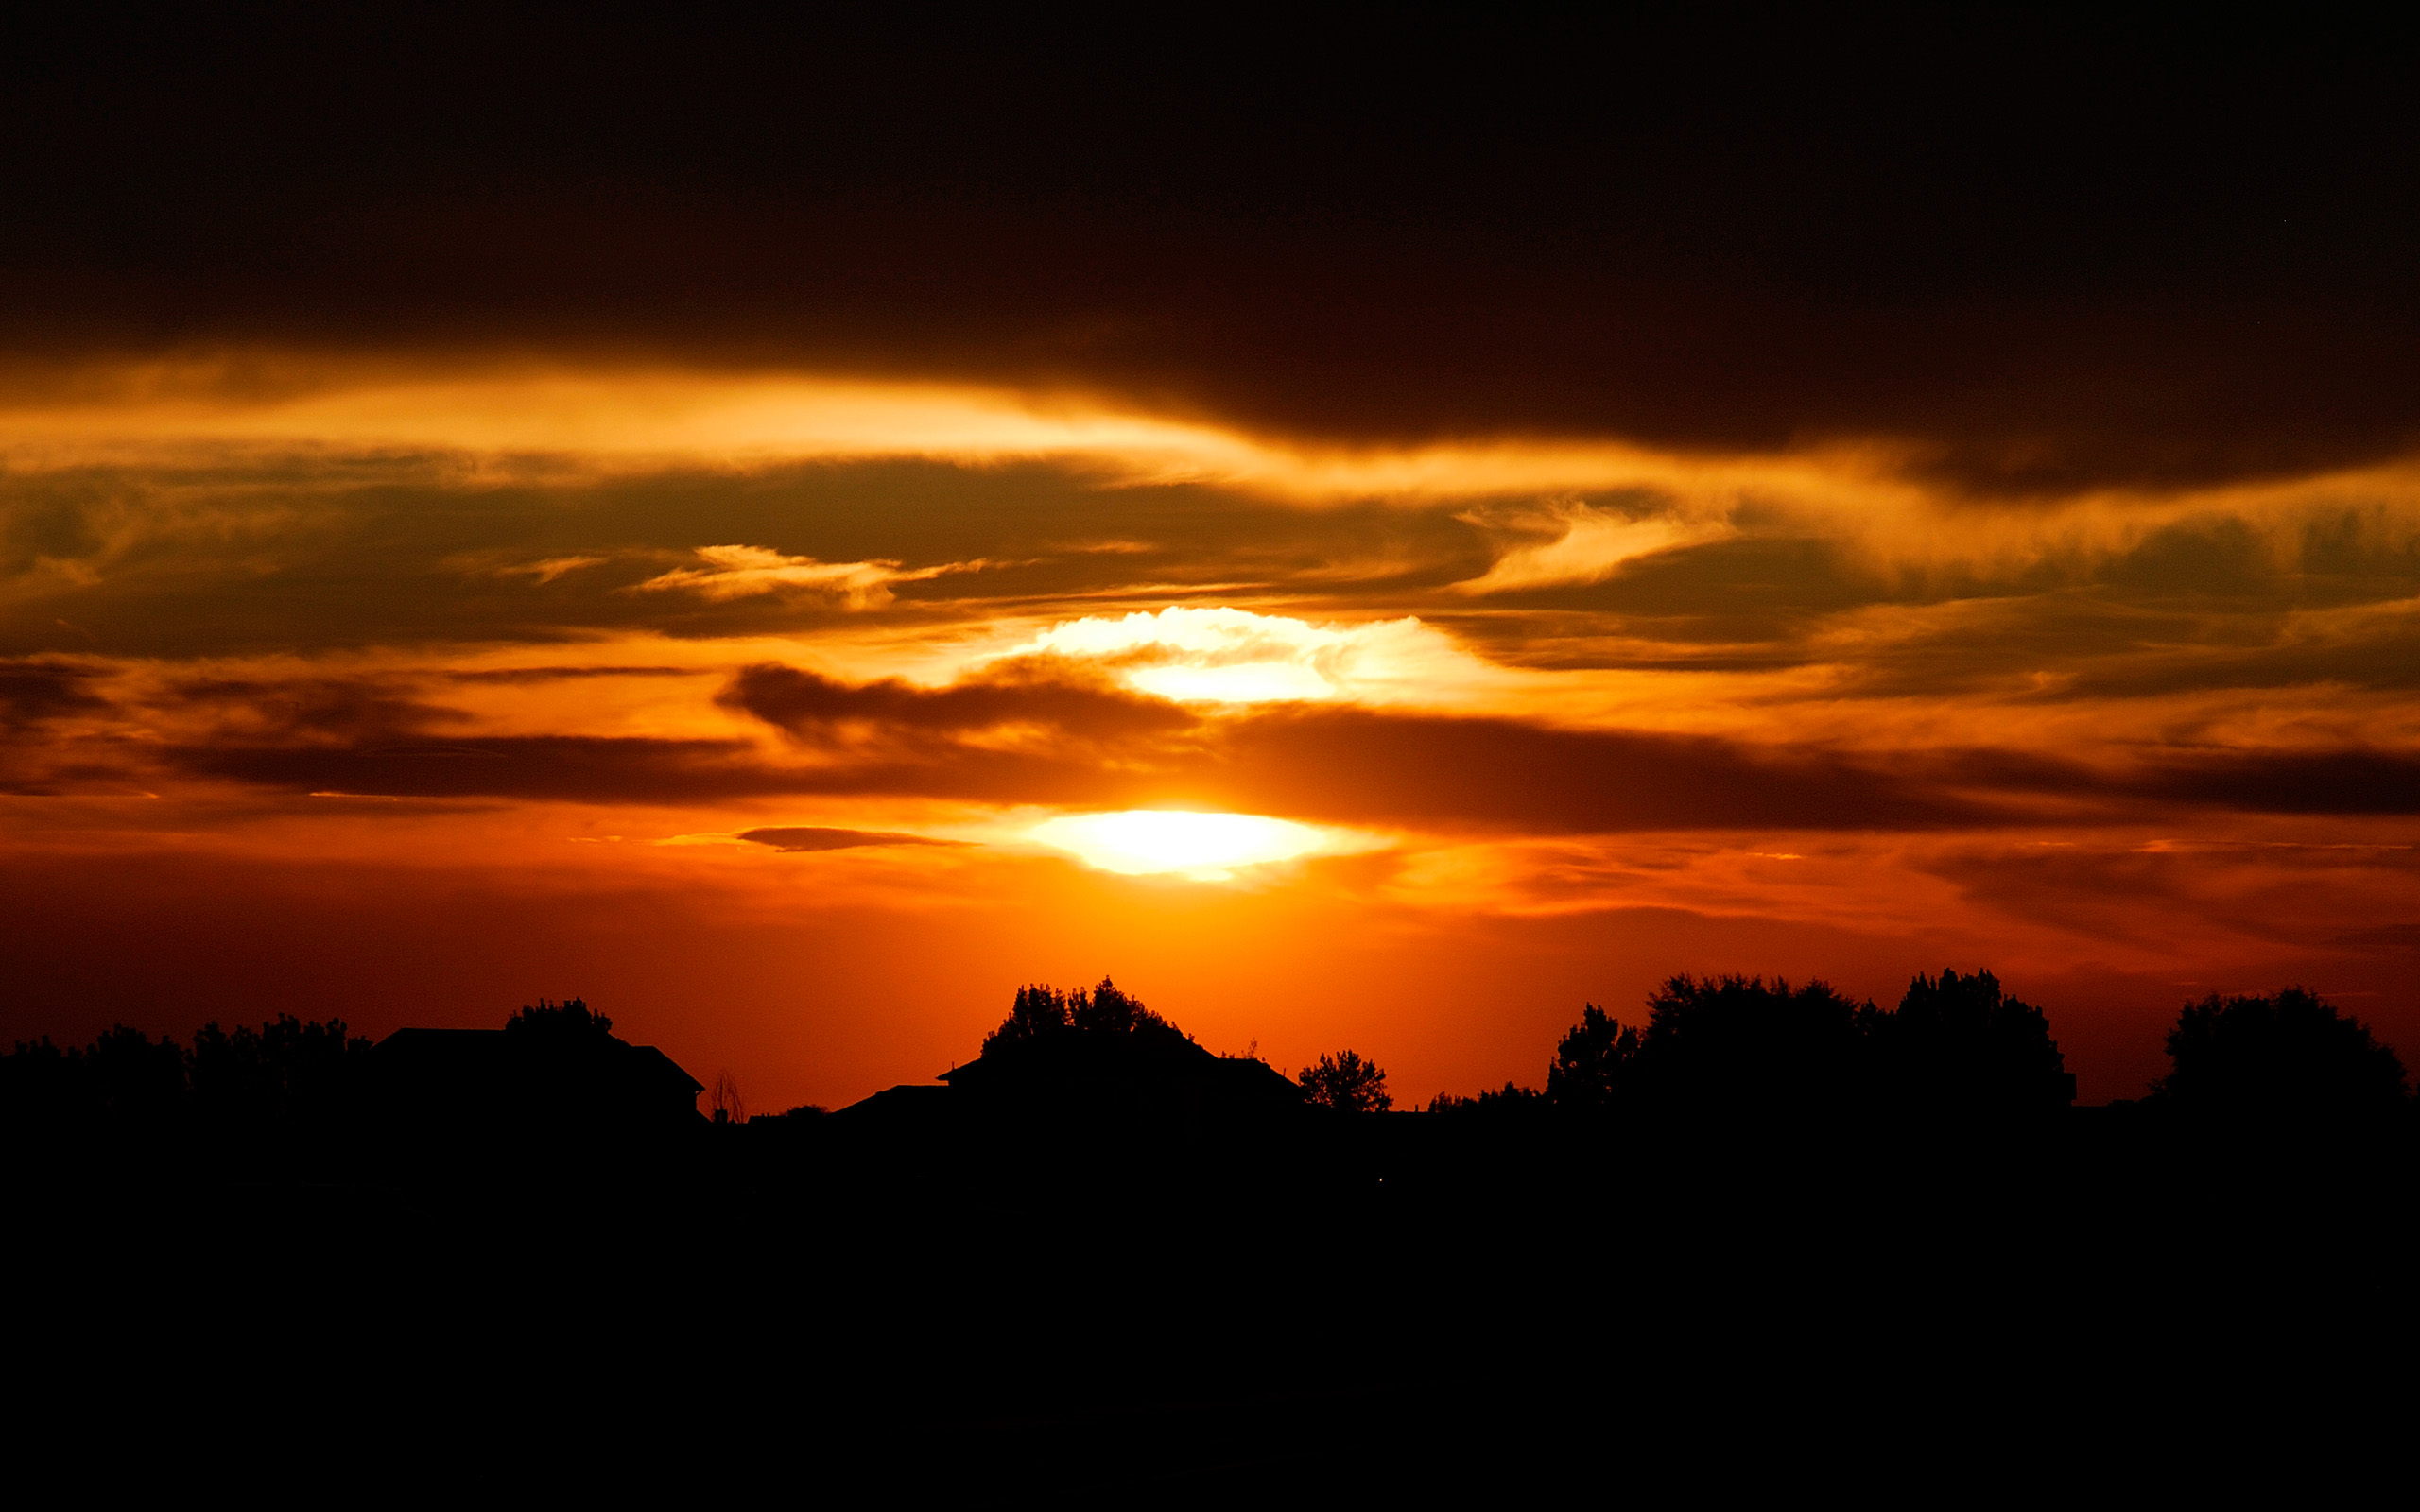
[
  {"xmin": 8, "ymin": 15, "xmax": 2420, "ymax": 1105},
  {"xmin": 9, "ymin": 16, "xmax": 2420, "ymax": 494}
]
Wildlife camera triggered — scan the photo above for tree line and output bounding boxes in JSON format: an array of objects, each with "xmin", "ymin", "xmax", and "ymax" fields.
[
  {"xmin": 3, "ymin": 1014, "xmax": 373, "ymax": 1136},
  {"xmin": 0, "ymin": 999, "xmax": 606, "ymax": 1152},
  {"xmin": 1305, "ymin": 971, "xmax": 2410, "ymax": 1125},
  {"xmin": 8, "ymin": 971, "xmax": 2411, "ymax": 1137},
  {"xmin": 982, "ymin": 978, "xmax": 1188, "ymax": 1052}
]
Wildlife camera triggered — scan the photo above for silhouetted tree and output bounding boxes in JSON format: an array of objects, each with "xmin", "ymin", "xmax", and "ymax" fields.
[
  {"xmin": 506, "ymin": 997, "xmax": 614, "ymax": 1041},
  {"xmin": 709, "ymin": 1070, "xmax": 746, "ymax": 1124},
  {"xmin": 978, "ymin": 976, "xmax": 1188, "ymax": 1054},
  {"xmin": 2152, "ymin": 988, "xmax": 2409, "ymax": 1119},
  {"xmin": 1546, "ymin": 1005, "xmax": 1640, "ymax": 1113},
  {"xmin": 0, "ymin": 1026, "xmax": 185, "ymax": 1169},
  {"xmin": 188, "ymin": 1014, "xmax": 373, "ymax": 1122},
  {"xmin": 1301, "ymin": 1050, "xmax": 1392, "ymax": 1112},
  {"xmin": 83, "ymin": 1024, "xmax": 191, "ymax": 1122},
  {"xmin": 1635, "ymin": 974, "xmax": 1869, "ymax": 1116},
  {"xmin": 489, "ymin": 997, "xmax": 658, "ymax": 1142},
  {"xmin": 984, "ymin": 984, "xmax": 1073, "ymax": 1050},
  {"xmin": 5, "ymin": 1018, "xmax": 381, "ymax": 1145},
  {"xmin": 0, "ymin": 1025, "xmax": 190, "ymax": 1132},
  {"xmin": 1867, "ymin": 969, "xmax": 2072, "ymax": 1113},
  {"xmin": 1429, "ymin": 1082, "xmax": 1547, "ymax": 1117},
  {"xmin": 1068, "ymin": 976, "xmax": 1164, "ymax": 1036},
  {"xmin": 1, "ymin": 1036, "xmax": 80, "ymax": 1128}
]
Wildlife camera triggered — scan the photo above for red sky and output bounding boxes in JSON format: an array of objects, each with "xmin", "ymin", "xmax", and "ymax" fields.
[{"xmin": 6, "ymin": 14, "xmax": 2418, "ymax": 1107}]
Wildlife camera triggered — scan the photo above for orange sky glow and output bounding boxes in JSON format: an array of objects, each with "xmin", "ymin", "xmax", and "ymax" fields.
[
  {"xmin": 8, "ymin": 352, "xmax": 2418, "ymax": 1108},
  {"xmin": 11, "ymin": 20, "xmax": 2420, "ymax": 1111}
]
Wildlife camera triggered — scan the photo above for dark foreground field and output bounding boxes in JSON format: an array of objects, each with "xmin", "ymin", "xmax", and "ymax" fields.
[{"xmin": 17, "ymin": 1106, "xmax": 2413, "ymax": 1498}]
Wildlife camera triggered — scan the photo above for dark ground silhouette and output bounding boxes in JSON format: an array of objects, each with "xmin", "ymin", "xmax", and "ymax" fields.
[{"xmin": 9, "ymin": 969, "xmax": 2415, "ymax": 1491}]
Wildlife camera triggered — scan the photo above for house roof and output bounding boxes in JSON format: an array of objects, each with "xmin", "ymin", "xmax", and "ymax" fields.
[
  {"xmin": 623, "ymin": 1043, "xmax": 707, "ymax": 1097},
  {"xmin": 938, "ymin": 1026, "xmax": 1214, "ymax": 1089},
  {"xmin": 829, "ymin": 1083, "xmax": 954, "ymax": 1124},
  {"xmin": 372, "ymin": 1025, "xmax": 703, "ymax": 1097},
  {"xmin": 935, "ymin": 1029, "xmax": 1302, "ymax": 1110}
]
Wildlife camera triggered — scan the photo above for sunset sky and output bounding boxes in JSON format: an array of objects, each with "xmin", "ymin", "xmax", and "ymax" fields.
[{"xmin": 7, "ymin": 13, "xmax": 2418, "ymax": 1108}]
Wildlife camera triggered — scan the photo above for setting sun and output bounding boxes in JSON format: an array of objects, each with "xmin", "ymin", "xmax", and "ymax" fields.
[
  {"xmin": 10, "ymin": 13, "xmax": 2420, "ymax": 1138},
  {"xmin": 9, "ymin": 19, "xmax": 2417, "ymax": 1469},
  {"xmin": 1026, "ymin": 810, "xmax": 1349, "ymax": 879}
]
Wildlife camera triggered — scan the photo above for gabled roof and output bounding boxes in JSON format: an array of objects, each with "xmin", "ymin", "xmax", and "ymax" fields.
[
  {"xmin": 1201, "ymin": 1055, "xmax": 1306, "ymax": 1105},
  {"xmin": 375, "ymin": 1026, "xmax": 502, "ymax": 1057},
  {"xmin": 622, "ymin": 1043, "xmax": 707, "ymax": 1096},
  {"xmin": 372, "ymin": 1025, "xmax": 702, "ymax": 1097},
  {"xmin": 934, "ymin": 1029, "xmax": 1303, "ymax": 1115},
  {"xmin": 938, "ymin": 1025, "xmax": 1218, "ymax": 1090},
  {"xmin": 829, "ymin": 1083, "xmax": 954, "ymax": 1123}
]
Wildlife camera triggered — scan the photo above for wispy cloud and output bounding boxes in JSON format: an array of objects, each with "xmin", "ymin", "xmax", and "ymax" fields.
[
  {"xmin": 634, "ymin": 545, "xmax": 986, "ymax": 607},
  {"xmin": 994, "ymin": 606, "xmax": 1506, "ymax": 705},
  {"xmin": 1452, "ymin": 499, "xmax": 1734, "ymax": 594},
  {"xmin": 508, "ymin": 555, "xmax": 609, "ymax": 583},
  {"xmin": 16, "ymin": 360, "xmax": 2420, "ymax": 595}
]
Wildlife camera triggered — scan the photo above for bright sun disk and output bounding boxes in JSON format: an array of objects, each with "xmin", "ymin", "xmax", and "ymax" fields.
[{"xmin": 1027, "ymin": 809, "xmax": 1337, "ymax": 878}]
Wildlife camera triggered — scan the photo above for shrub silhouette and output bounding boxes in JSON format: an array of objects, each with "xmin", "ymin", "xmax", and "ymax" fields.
[
  {"xmin": 1301, "ymin": 1050, "xmax": 1392, "ymax": 1112},
  {"xmin": 2153, "ymin": 988, "xmax": 2408, "ymax": 1119}
]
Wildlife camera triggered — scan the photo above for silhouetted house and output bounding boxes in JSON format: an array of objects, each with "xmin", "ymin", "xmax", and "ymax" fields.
[
  {"xmin": 371, "ymin": 1027, "xmax": 703, "ymax": 1164},
  {"xmin": 826, "ymin": 1032, "xmax": 1304, "ymax": 1153},
  {"xmin": 942, "ymin": 1035, "xmax": 1300, "ymax": 1122},
  {"xmin": 827, "ymin": 1083, "xmax": 955, "ymax": 1133}
]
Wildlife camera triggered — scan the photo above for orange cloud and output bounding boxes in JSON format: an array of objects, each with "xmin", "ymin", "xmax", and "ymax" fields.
[{"xmin": 634, "ymin": 545, "xmax": 986, "ymax": 607}]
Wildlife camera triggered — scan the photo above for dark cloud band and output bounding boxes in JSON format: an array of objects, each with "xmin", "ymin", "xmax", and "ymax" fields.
[
  {"xmin": 736, "ymin": 827, "xmax": 958, "ymax": 853},
  {"xmin": 7, "ymin": 15, "xmax": 2418, "ymax": 492},
  {"xmin": 59, "ymin": 665, "xmax": 2408, "ymax": 833}
]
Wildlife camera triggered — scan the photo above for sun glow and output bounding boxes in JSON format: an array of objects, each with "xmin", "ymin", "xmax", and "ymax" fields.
[
  {"xmin": 993, "ymin": 606, "xmax": 1509, "ymax": 707},
  {"xmin": 1027, "ymin": 809, "xmax": 1348, "ymax": 879}
]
